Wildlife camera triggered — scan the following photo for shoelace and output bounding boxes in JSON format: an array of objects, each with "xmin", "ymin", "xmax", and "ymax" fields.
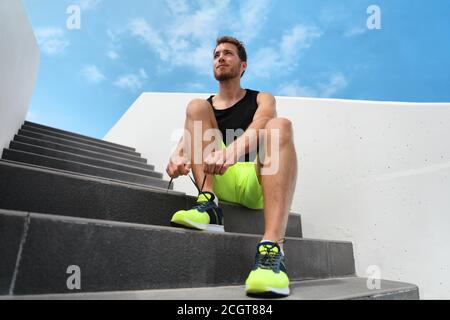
[
  {"xmin": 192, "ymin": 199, "xmax": 214, "ymax": 212},
  {"xmin": 255, "ymin": 243, "xmax": 285, "ymax": 271},
  {"xmin": 167, "ymin": 174, "xmax": 209, "ymax": 200}
]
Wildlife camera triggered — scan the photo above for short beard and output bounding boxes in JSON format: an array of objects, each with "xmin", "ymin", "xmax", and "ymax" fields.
[
  {"xmin": 214, "ymin": 68, "xmax": 240, "ymax": 82},
  {"xmin": 214, "ymin": 73, "xmax": 234, "ymax": 81}
]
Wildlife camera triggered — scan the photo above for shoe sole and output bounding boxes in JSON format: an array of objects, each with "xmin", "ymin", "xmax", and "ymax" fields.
[
  {"xmin": 245, "ymin": 285, "xmax": 290, "ymax": 298},
  {"xmin": 171, "ymin": 217, "xmax": 225, "ymax": 233}
]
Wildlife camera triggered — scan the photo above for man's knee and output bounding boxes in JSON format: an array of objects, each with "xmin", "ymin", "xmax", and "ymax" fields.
[
  {"xmin": 186, "ymin": 99, "xmax": 212, "ymax": 119},
  {"xmin": 265, "ymin": 118, "xmax": 294, "ymax": 145}
]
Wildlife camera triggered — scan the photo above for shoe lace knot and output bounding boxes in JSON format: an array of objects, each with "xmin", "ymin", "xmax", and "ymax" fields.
[
  {"xmin": 255, "ymin": 244, "xmax": 283, "ymax": 272},
  {"xmin": 193, "ymin": 199, "xmax": 211, "ymax": 212}
]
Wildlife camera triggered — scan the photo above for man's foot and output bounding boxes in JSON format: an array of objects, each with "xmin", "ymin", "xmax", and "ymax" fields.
[
  {"xmin": 170, "ymin": 192, "xmax": 224, "ymax": 232},
  {"xmin": 245, "ymin": 241, "xmax": 290, "ymax": 298}
]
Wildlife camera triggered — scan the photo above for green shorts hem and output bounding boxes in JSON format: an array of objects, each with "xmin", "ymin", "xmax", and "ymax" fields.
[{"xmin": 213, "ymin": 162, "xmax": 264, "ymax": 210}]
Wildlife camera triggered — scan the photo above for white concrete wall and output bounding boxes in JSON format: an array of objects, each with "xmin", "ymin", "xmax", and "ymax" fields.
[
  {"xmin": 104, "ymin": 92, "xmax": 450, "ymax": 299},
  {"xmin": 0, "ymin": 0, "xmax": 40, "ymax": 153}
]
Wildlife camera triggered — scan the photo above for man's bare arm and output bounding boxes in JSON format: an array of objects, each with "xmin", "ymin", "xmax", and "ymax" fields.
[{"xmin": 172, "ymin": 136, "xmax": 184, "ymax": 157}]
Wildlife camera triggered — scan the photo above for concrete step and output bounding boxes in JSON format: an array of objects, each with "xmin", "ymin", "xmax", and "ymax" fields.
[
  {"xmin": 2, "ymin": 149, "xmax": 166, "ymax": 188},
  {"xmin": 0, "ymin": 161, "xmax": 302, "ymax": 237},
  {"xmin": 13, "ymin": 134, "xmax": 152, "ymax": 168},
  {"xmin": 7, "ymin": 141, "xmax": 161, "ymax": 178},
  {"xmin": 0, "ymin": 210, "xmax": 352, "ymax": 296},
  {"xmin": 22, "ymin": 124, "xmax": 136, "ymax": 156},
  {"xmin": 0, "ymin": 210, "xmax": 25, "ymax": 295},
  {"xmin": 23, "ymin": 121, "xmax": 135, "ymax": 153},
  {"xmin": 18, "ymin": 129, "xmax": 143, "ymax": 161},
  {"xmin": 1, "ymin": 277, "xmax": 419, "ymax": 300}
]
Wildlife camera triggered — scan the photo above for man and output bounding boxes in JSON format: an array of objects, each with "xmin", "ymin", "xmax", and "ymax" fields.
[{"xmin": 166, "ymin": 36, "xmax": 298, "ymax": 297}]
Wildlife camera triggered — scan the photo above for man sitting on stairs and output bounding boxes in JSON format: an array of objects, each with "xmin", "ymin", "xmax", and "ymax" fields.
[{"xmin": 165, "ymin": 36, "xmax": 298, "ymax": 298}]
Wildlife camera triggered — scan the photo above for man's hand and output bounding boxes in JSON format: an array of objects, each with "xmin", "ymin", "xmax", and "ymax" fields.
[
  {"xmin": 203, "ymin": 148, "xmax": 237, "ymax": 175},
  {"xmin": 166, "ymin": 155, "xmax": 191, "ymax": 179}
]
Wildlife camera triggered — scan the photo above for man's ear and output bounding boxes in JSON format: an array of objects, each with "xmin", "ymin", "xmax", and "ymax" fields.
[{"xmin": 241, "ymin": 61, "xmax": 248, "ymax": 77}]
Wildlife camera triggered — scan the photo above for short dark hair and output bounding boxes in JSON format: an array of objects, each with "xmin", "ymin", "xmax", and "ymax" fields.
[{"xmin": 214, "ymin": 36, "xmax": 247, "ymax": 77}]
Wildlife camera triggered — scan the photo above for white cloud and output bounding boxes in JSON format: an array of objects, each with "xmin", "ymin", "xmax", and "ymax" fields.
[
  {"xmin": 114, "ymin": 75, "xmax": 143, "ymax": 91},
  {"xmin": 344, "ymin": 26, "xmax": 367, "ymax": 37},
  {"xmin": 81, "ymin": 65, "xmax": 106, "ymax": 83},
  {"xmin": 281, "ymin": 25, "xmax": 322, "ymax": 54},
  {"xmin": 34, "ymin": 27, "xmax": 70, "ymax": 55},
  {"xmin": 250, "ymin": 24, "xmax": 323, "ymax": 79},
  {"xmin": 139, "ymin": 68, "xmax": 148, "ymax": 79},
  {"xmin": 107, "ymin": 29, "xmax": 120, "ymax": 42},
  {"xmin": 107, "ymin": 50, "xmax": 120, "ymax": 60},
  {"xmin": 165, "ymin": 0, "xmax": 190, "ymax": 16},
  {"xmin": 106, "ymin": 30, "xmax": 123, "ymax": 61},
  {"xmin": 319, "ymin": 5, "xmax": 350, "ymax": 25},
  {"xmin": 319, "ymin": 73, "xmax": 348, "ymax": 97},
  {"xmin": 278, "ymin": 82, "xmax": 318, "ymax": 97},
  {"xmin": 129, "ymin": 0, "xmax": 235, "ymax": 76},
  {"xmin": 184, "ymin": 82, "xmax": 207, "ymax": 92},
  {"xmin": 251, "ymin": 48, "xmax": 280, "ymax": 78},
  {"xmin": 164, "ymin": 0, "xmax": 230, "ymax": 74},
  {"xmin": 128, "ymin": 2, "xmax": 319, "ymax": 80},
  {"xmin": 232, "ymin": 0, "xmax": 271, "ymax": 43},
  {"xmin": 114, "ymin": 69, "xmax": 149, "ymax": 91},
  {"xmin": 129, "ymin": 18, "xmax": 170, "ymax": 61},
  {"xmin": 278, "ymin": 73, "xmax": 348, "ymax": 98}
]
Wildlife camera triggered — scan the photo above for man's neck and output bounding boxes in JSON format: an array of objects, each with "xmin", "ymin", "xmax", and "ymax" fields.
[{"xmin": 217, "ymin": 79, "xmax": 245, "ymax": 103}]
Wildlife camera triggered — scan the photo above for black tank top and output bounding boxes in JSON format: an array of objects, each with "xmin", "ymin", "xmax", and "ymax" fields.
[{"xmin": 207, "ymin": 89, "xmax": 259, "ymax": 162}]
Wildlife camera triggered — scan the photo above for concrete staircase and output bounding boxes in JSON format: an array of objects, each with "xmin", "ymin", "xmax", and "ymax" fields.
[{"xmin": 0, "ymin": 121, "xmax": 419, "ymax": 299}]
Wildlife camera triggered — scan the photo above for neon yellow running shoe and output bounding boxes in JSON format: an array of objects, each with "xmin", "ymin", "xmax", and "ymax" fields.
[
  {"xmin": 245, "ymin": 242, "xmax": 290, "ymax": 297},
  {"xmin": 170, "ymin": 192, "xmax": 224, "ymax": 233}
]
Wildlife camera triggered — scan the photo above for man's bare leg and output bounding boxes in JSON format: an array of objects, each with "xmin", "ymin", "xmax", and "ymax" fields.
[
  {"xmin": 257, "ymin": 118, "xmax": 298, "ymax": 250},
  {"xmin": 183, "ymin": 99, "xmax": 220, "ymax": 193}
]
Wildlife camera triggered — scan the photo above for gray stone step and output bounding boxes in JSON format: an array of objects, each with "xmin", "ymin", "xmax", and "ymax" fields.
[
  {"xmin": 13, "ymin": 134, "xmax": 152, "ymax": 168},
  {"xmin": 0, "ymin": 210, "xmax": 26, "ymax": 295},
  {"xmin": 7, "ymin": 141, "xmax": 161, "ymax": 178},
  {"xmin": 2, "ymin": 149, "xmax": 166, "ymax": 188},
  {"xmin": 21, "ymin": 124, "xmax": 136, "ymax": 156},
  {"xmin": 1, "ymin": 277, "xmax": 419, "ymax": 300},
  {"xmin": 24, "ymin": 121, "xmax": 135, "ymax": 153},
  {"xmin": 0, "ymin": 210, "xmax": 352, "ymax": 296},
  {"xmin": 0, "ymin": 161, "xmax": 302, "ymax": 237},
  {"xmin": 18, "ymin": 129, "xmax": 143, "ymax": 161}
]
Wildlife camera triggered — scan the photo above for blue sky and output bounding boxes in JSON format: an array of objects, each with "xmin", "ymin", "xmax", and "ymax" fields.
[{"xmin": 22, "ymin": 0, "xmax": 450, "ymax": 139}]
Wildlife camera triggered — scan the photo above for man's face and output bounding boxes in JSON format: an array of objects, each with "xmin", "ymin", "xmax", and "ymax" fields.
[{"xmin": 213, "ymin": 42, "xmax": 247, "ymax": 81}]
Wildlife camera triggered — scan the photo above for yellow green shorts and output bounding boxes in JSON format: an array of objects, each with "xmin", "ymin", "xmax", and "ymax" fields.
[{"xmin": 213, "ymin": 161, "xmax": 264, "ymax": 210}]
